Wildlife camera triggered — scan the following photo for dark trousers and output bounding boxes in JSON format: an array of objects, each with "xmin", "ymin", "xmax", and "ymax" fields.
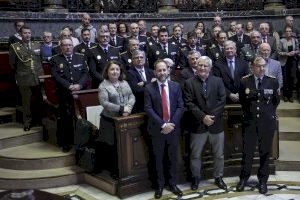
[
  {"xmin": 151, "ymin": 133, "xmax": 179, "ymax": 188},
  {"xmin": 282, "ymin": 58, "xmax": 298, "ymax": 99},
  {"xmin": 18, "ymin": 85, "xmax": 43, "ymax": 126},
  {"xmin": 240, "ymin": 117, "xmax": 276, "ymax": 183},
  {"xmin": 57, "ymin": 90, "xmax": 75, "ymax": 147}
]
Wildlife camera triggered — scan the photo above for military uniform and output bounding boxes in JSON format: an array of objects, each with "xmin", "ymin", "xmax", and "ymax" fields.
[
  {"xmin": 208, "ymin": 44, "xmax": 224, "ymax": 62},
  {"xmin": 147, "ymin": 42, "xmax": 180, "ymax": 69},
  {"xmin": 87, "ymin": 45, "xmax": 120, "ymax": 88},
  {"xmin": 74, "ymin": 42, "xmax": 96, "ymax": 57},
  {"xmin": 120, "ymin": 51, "xmax": 133, "ymax": 70},
  {"xmin": 9, "ymin": 41, "xmax": 44, "ymax": 128},
  {"xmin": 239, "ymin": 45, "xmax": 259, "ymax": 64},
  {"xmin": 239, "ymin": 74, "xmax": 280, "ymax": 184},
  {"xmin": 169, "ymin": 35, "xmax": 187, "ymax": 49},
  {"xmin": 178, "ymin": 45, "xmax": 206, "ymax": 68},
  {"xmin": 50, "ymin": 52, "xmax": 89, "ymax": 149}
]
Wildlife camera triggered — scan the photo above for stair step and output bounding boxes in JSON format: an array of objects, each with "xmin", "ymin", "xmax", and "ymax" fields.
[
  {"xmin": 279, "ymin": 141, "xmax": 300, "ymax": 161},
  {"xmin": 0, "ymin": 107, "xmax": 16, "ymax": 123},
  {"xmin": 0, "ymin": 123, "xmax": 42, "ymax": 150},
  {"xmin": 277, "ymin": 101, "xmax": 300, "ymax": 117},
  {"xmin": 275, "ymin": 160, "xmax": 300, "ymax": 171},
  {"xmin": 0, "ymin": 142, "xmax": 75, "ymax": 170},
  {"xmin": 279, "ymin": 117, "xmax": 300, "ymax": 140},
  {"xmin": 0, "ymin": 166, "xmax": 84, "ymax": 190}
]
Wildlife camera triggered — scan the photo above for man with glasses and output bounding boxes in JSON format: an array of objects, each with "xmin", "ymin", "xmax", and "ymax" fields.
[
  {"xmin": 236, "ymin": 57, "xmax": 280, "ymax": 194},
  {"xmin": 88, "ymin": 29, "xmax": 120, "ymax": 88},
  {"xmin": 184, "ymin": 56, "xmax": 227, "ymax": 191},
  {"xmin": 127, "ymin": 50, "xmax": 155, "ymax": 113}
]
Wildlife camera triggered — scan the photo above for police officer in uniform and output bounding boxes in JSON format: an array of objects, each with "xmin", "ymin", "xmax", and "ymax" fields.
[
  {"xmin": 239, "ymin": 30, "xmax": 262, "ymax": 64},
  {"xmin": 120, "ymin": 37, "xmax": 140, "ymax": 70},
  {"xmin": 147, "ymin": 28, "xmax": 180, "ymax": 69},
  {"xmin": 51, "ymin": 38, "xmax": 88, "ymax": 152},
  {"xmin": 74, "ymin": 28, "xmax": 96, "ymax": 57},
  {"xmin": 236, "ymin": 56, "xmax": 280, "ymax": 194},
  {"xmin": 88, "ymin": 29, "xmax": 120, "ymax": 88},
  {"xmin": 9, "ymin": 26, "xmax": 44, "ymax": 131}
]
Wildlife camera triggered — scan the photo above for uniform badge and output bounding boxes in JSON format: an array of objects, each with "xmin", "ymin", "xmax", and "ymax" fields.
[
  {"xmin": 59, "ymin": 63, "xmax": 64, "ymax": 69},
  {"xmin": 216, "ymin": 53, "xmax": 219, "ymax": 58},
  {"xmin": 172, "ymin": 42, "xmax": 176, "ymax": 45},
  {"xmin": 81, "ymin": 49, "xmax": 85, "ymax": 53},
  {"xmin": 245, "ymin": 88, "xmax": 250, "ymax": 94},
  {"xmin": 211, "ymin": 44, "xmax": 216, "ymax": 48},
  {"xmin": 97, "ymin": 55, "xmax": 101, "ymax": 60},
  {"xmin": 128, "ymin": 59, "xmax": 132, "ymax": 63},
  {"xmin": 149, "ymin": 42, "xmax": 153, "ymax": 46},
  {"xmin": 246, "ymin": 51, "xmax": 250, "ymax": 55},
  {"xmin": 156, "ymin": 51, "xmax": 160, "ymax": 55},
  {"xmin": 16, "ymin": 47, "xmax": 20, "ymax": 50}
]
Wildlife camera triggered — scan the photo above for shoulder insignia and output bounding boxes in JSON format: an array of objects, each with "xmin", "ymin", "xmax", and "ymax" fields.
[
  {"xmin": 75, "ymin": 52, "xmax": 84, "ymax": 56},
  {"xmin": 89, "ymin": 46, "xmax": 97, "ymax": 49},
  {"xmin": 266, "ymin": 75, "xmax": 276, "ymax": 79},
  {"xmin": 242, "ymin": 74, "xmax": 251, "ymax": 79},
  {"xmin": 119, "ymin": 51, "xmax": 127, "ymax": 55},
  {"xmin": 110, "ymin": 45, "xmax": 118, "ymax": 49}
]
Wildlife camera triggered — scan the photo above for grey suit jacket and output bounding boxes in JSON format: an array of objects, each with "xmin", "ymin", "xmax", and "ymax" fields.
[
  {"xmin": 278, "ymin": 37, "xmax": 300, "ymax": 66},
  {"xmin": 98, "ymin": 79, "xmax": 135, "ymax": 118},
  {"xmin": 265, "ymin": 58, "xmax": 283, "ymax": 88}
]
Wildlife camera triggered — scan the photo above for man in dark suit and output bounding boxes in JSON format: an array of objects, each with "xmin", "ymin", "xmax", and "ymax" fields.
[
  {"xmin": 178, "ymin": 31, "xmax": 206, "ymax": 69},
  {"xmin": 126, "ymin": 22, "xmax": 148, "ymax": 51},
  {"xmin": 229, "ymin": 24, "xmax": 251, "ymax": 54},
  {"xmin": 184, "ymin": 56, "xmax": 227, "ymax": 191},
  {"xmin": 127, "ymin": 50, "xmax": 155, "ymax": 113},
  {"xmin": 236, "ymin": 56, "xmax": 280, "ymax": 194},
  {"xmin": 8, "ymin": 20, "xmax": 24, "ymax": 46},
  {"xmin": 108, "ymin": 22, "xmax": 126, "ymax": 52},
  {"xmin": 178, "ymin": 50, "xmax": 200, "ymax": 88},
  {"xmin": 147, "ymin": 28, "xmax": 180, "ymax": 69},
  {"xmin": 51, "ymin": 38, "xmax": 89, "ymax": 152},
  {"xmin": 259, "ymin": 23, "xmax": 277, "ymax": 59},
  {"xmin": 9, "ymin": 26, "xmax": 44, "ymax": 131},
  {"xmin": 74, "ymin": 28, "xmax": 96, "ymax": 56},
  {"xmin": 88, "ymin": 29, "xmax": 120, "ymax": 88},
  {"xmin": 213, "ymin": 40, "xmax": 249, "ymax": 104},
  {"xmin": 144, "ymin": 60, "xmax": 184, "ymax": 199}
]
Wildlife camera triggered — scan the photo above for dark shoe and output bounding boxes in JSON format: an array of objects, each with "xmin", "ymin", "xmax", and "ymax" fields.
[
  {"xmin": 62, "ymin": 146, "xmax": 71, "ymax": 153},
  {"xmin": 169, "ymin": 185, "xmax": 183, "ymax": 196},
  {"xmin": 191, "ymin": 177, "xmax": 199, "ymax": 190},
  {"xmin": 110, "ymin": 172, "xmax": 119, "ymax": 180},
  {"xmin": 236, "ymin": 179, "xmax": 247, "ymax": 192},
  {"xmin": 258, "ymin": 182, "xmax": 268, "ymax": 194},
  {"xmin": 154, "ymin": 187, "xmax": 163, "ymax": 199},
  {"xmin": 215, "ymin": 177, "xmax": 227, "ymax": 190},
  {"xmin": 288, "ymin": 98, "xmax": 294, "ymax": 103},
  {"xmin": 23, "ymin": 124, "xmax": 30, "ymax": 131}
]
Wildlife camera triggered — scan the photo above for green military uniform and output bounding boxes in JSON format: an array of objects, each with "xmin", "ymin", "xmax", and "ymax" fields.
[
  {"xmin": 239, "ymin": 45, "xmax": 259, "ymax": 63},
  {"xmin": 9, "ymin": 41, "xmax": 44, "ymax": 128}
]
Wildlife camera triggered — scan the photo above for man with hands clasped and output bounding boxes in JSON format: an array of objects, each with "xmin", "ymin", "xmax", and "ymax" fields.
[
  {"xmin": 184, "ymin": 56, "xmax": 227, "ymax": 191},
  {"xmin": 144, "ymin": 60, "xmax": 184, "ymax": 199}
]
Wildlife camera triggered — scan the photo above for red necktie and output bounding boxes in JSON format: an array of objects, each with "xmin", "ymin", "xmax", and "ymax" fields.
[{"xmin": 161, "ymin": 84, "xmax": 169, "ymax": 122}]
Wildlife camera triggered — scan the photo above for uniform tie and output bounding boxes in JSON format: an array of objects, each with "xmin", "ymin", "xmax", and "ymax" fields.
[
  {"xmin": 161, "ymin": 84, "xmax": 169, "ymax": 122},
  {"xmin": 257, "ymin": 78, "xmax": 262, "ymax": 89},
  {"xmin": 238, "ymin": 37, "xmax": 242, "ymax": 42},
  {"xmin": 263, "ymin": 37, "xmax": 267, "ymax": 43},
  {"xmin": 163, "ymin": 45, "xmax": 167, "ymax": 54},
  {"xmin": 104, "ymin": 48, "xmax": 108, "ymax": 54},
  {"xmin": 111, "ymin": 37, "xmax": 116, "ymax": 46}
]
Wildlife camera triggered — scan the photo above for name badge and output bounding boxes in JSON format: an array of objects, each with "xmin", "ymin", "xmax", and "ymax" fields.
[
  {"xmin": 73, "ymin": 64, "xmax": 82, "ymax": 68},
  {"xmin": 264, "ymin": 89, "xmax": 273, "ymax": 94}
]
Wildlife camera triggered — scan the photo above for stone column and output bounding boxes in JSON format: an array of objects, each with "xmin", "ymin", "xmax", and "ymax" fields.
[
  {"xmin": 44, "ymin": 0, "xmax": 68, "ymax": 13},
  {"xmin": 264, "ymin": 0, "xmax": 286, "ymax": 10},
  {"xmin": 158, "ymin": 0, "xmax": 178, "ymax": 13}
]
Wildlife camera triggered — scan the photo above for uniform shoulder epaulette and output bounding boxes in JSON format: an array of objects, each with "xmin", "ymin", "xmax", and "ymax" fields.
[
  {"xmin": 89, "ymin": 45, "xmax": 97, "ymax": 49},
  {"xmin": 180, "ymin": 47, "xmax": 187, "ymax": 51},
  {"xmin": 110, "ymin": 45, "xmax": 118, "ymax": 49},
  {"xmin": 75, "ymin": 52, "xmax": 84, "ymax": 56},
  {"xmin": 242, "ymin": 74, "xmax": 251, "ymax": 79},
  {"xmin": 119, "ymin": 51, "xmax": 127, "ymax": 55},
  {"xmin": 266, "ymin": 75, "xmax": 276, "ymax": 79}
]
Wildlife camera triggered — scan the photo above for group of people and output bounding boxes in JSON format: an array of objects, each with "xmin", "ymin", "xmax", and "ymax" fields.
[{"xmin": 8, "ymin": 13, "xmax": 299, "ymax": 199}]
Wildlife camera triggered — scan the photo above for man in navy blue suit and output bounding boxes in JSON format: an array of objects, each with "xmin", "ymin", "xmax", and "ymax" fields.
[{"xmin": 144, "ymin": 60, "xmax": 184, "ymax": 199}]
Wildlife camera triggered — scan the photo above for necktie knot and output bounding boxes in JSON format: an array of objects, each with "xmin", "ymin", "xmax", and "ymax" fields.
[
  {"xmin": 66, "ymin": 56, "xmax": 71, "ymax": 61},
  {"xmin": 161, "ymin": 83, "xmax": 165, "ymax": 88},
  {"xmin": 257, "ymin": 78, "xmax": 262, "ymax": 89},
  {"xmin": 104, "ymin": 48, "xmax": 108, "ymax": 54}
]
